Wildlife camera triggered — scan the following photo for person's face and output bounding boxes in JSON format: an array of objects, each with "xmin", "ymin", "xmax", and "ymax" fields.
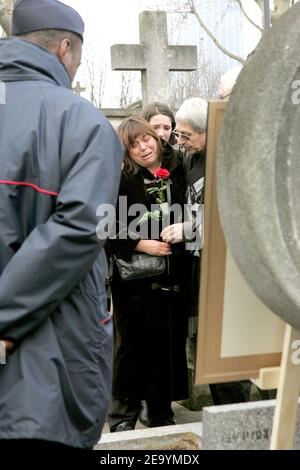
[
  {"xmin": 174, "ymin": 121, "xmax": 206, "ymax": 153},
  {"xmin": 128, "ymin": 134, "xmax": 159, "ymax": 170},
  {"xmin": 149, "ymin": 114, "xmax": 172, "ymax": 142}
]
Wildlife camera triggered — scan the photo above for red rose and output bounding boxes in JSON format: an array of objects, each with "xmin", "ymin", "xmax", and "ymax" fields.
[{"xmin": 154, "ymin": 168, "xmax": 170, "ymax": 180}]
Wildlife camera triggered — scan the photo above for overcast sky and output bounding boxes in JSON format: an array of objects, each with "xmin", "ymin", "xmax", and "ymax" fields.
[
  {"xmin": 63, "ymin": 0, "xmax": 179, "ymax": 42},
  {"xmin": 63, "ymin": 0, "xmax": 262, "ymax": 107},
  {"xmin": 62, "ymin": 0, "xmax": 170, "ymax": 105}
]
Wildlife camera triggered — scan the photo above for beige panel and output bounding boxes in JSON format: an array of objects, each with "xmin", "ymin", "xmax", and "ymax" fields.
[{"xmin": 221, "ymin": 249, "xmax": 285, "ymax": 358}]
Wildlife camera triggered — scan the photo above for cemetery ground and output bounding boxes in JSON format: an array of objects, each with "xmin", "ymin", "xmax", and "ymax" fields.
[
  {"xmin": 102, "ymin": 398, "xmax": 205, "ymax": 435},
  {"xmin": 98, "ymin": 400, "xmax": 203, "ymax": 451},
  {"xmin": 96, "ymin": 381, "xmax": 209, "ymax": 450},
  {"xmin": 96, "ymin": 385, "xmax": 283, "ymax": 450}
]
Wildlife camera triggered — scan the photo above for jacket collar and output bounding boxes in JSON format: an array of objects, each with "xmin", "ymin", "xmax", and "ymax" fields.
[{"xmin": 0, "ymin": 37, "xmax": 71, "ymax": 88}]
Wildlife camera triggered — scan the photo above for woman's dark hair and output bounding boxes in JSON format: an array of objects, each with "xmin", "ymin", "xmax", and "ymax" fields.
[
  {"xmin": 116, "ymin": 116, "xmax": 162, "ymax": 174},
  {"xmin": 141, "ymin": 101, "xmax": 176, "ymax": 145}
]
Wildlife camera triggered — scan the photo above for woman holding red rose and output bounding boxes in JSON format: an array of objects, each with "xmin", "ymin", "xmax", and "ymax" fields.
[{"xmin": 106, "ymin": 116, "xmax": 191, "ymax": 432}]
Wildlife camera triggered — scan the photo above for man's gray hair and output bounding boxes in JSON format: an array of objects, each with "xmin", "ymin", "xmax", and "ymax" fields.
[{"xmin": 175, "ymin": 98, "xmax": 208, "ymax": 134}]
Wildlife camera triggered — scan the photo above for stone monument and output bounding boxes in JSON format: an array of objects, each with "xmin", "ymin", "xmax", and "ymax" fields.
[
  {"xmin": 217, "ymin": 2, "xmax": 300, "ymax": 331},
  {"xmin": 111, "ymin": 11, "xmax": 198, "ymax": 105},
  {"xmin": 72, "ymin": 81, "xmax": 86, "ymax": 96},
  {"xmin": 202, "ymin": 399, "xmax": 300, "ymax": 450},
  {"xmin": 217, "ymin": 2, "xmax": 300, "ymax": 449}
]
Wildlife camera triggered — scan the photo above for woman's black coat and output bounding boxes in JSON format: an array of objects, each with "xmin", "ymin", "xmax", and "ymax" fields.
[{"xmin": 106, "ymin": 147, "xmax": 191, "ymax": 401}]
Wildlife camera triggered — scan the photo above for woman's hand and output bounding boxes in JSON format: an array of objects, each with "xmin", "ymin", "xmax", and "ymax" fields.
[
  {"xmin": 135, "ymin": 240, "xmax": 172, "ymax": 256},
  {"xmin": 161, "ymin": 222, "xmax": 194, "ymax": 243},
  {"xmin": 161, "ymin": 223, "xmax": 184, "ymax": 244}
]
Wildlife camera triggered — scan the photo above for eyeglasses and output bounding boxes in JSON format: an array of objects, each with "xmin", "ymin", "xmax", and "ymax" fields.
[{"xmin": 172, "ymin": 130, "xmax": 191, "ymax": 142}]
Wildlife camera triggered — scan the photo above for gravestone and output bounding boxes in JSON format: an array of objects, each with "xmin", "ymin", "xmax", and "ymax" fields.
[
  {"xmin": 217, "ymin": 4, "xmax": 300, "ymax": 449},
  {"xmin": 111, "ymin": 11, "xmax": 198, "ymax": 105},
  {"xmin": 217, "ymin": 2, "xmax": 300, "ymax": 331},
  {"xmin": 202, "ymin": 399, "xmax": 300, "ymax": 450},
  {"xmin": 72, "ymin": 81, "xmax": 86, "ymax": 96}
]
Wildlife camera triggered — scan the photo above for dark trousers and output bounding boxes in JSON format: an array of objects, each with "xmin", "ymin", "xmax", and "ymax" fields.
[
  {"xmin": 108, "ymin": 397, "xmax": 174, "ymax": 431},
  {"xmin": 108, "ymin": 398, "xmax": 140, "ymax": 431}
]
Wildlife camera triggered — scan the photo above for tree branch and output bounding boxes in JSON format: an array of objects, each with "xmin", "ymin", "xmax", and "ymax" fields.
[
  {"xmin": 254, "ymin": 0, "xmax": 264, "ymax": 12},
  {"xmin": 187, "ymin": 0, "xmax": 246, "ymax": 65},
  {"xmin": 236, "ymin": 0, "xmax": 263, "ymax": 32}
]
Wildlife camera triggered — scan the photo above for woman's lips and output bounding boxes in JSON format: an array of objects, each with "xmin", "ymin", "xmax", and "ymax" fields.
[{"xmin": 142, "ymin": 152, "xmax": 152, "ymax": 159}]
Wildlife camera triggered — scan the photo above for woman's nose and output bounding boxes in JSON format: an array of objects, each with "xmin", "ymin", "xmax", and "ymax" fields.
[{"xmin": 139, "ymin": 141, "xmax": 148, "ymax": 150}]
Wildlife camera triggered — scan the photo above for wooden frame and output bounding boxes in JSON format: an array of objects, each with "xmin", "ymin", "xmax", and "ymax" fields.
[
  {"xmin": 195, "ymin": 101, "xmax": 285, "ymax": 385},
  {"xmin": 271, "ymin": 325, "xmax": 300, "ymax": 449}
]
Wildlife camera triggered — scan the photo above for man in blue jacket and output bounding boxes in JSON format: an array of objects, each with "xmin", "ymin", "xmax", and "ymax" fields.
[{"xmin": 0, "ymin": 0, "xmax": 123, "ymax": 450}]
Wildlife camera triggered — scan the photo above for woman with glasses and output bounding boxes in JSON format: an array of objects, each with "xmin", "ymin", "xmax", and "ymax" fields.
[{"xmin": 106, "ymin": 116, "xmax": 191, "ymax": 433}]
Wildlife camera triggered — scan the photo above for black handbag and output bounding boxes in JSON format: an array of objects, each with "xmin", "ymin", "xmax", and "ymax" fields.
[{"xmin": 113, "ymin": 253, "xmax": 166, "ymax": 282}]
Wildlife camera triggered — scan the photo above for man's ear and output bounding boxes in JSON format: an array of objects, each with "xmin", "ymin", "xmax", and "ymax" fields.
[{"xmin": 53, "ymin": 38, "xmax": 72, "ymax": 62}]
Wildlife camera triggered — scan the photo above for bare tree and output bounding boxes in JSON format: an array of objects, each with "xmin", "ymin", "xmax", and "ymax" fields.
[
  {"xmin": 198, "ymin": 59, "xmax": 221, "ymax": 99},
  {"xmin": 186, "ymin": 0, "xmax": 246, "ymax": 65},
  {"xmin": 84, "ymin": 49, "xmax": 107, "ymax": 109},
  {"xmin": 118, "ymin": 72, "xmax": 135, "ymax": 108},
  {"xmin": 247, "ymin": 0, "xmax": 298, "ymax": 24},
  {"xmin": 166, "ymin": 3, "xmax": 222, "ymax": 105},
  {"xmin": 166, "ymin": 0, "xmax": 298, "ymax": 67},
  {"xmin": 1, "ymin": 0, "xmax": 297, "ymax": 107},
  {"xmin": 235, "ymin": 0, "xmax": 263, "ymax": 32},
  {"xmin": 169, "ymin": 55, "xmax": 220, "ymax": 107}
]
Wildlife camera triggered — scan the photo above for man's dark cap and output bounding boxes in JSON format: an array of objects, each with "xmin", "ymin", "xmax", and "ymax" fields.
[{"xmin": 11, "ymin": 0, "xmax": 85, "ymax": 41}]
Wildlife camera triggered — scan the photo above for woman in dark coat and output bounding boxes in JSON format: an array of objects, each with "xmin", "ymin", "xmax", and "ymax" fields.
[{"xmin": 107, "ymin": 117, "xmax": 191, "ymax": 432}]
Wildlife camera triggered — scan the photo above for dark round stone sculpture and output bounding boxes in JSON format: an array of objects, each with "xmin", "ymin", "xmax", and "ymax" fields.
[{"xmin": 217, "ymin": 3, "xmax": 300, "ymax": 330}]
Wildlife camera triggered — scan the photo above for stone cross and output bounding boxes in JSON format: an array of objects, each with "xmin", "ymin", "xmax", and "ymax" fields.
[
  {"xmin": 72, "ymin": 81, "xmax": 86, "ymax": 96},
  {"xmin": 111, "ymin": 11, "xmax": 198, "ymax": 105}
]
